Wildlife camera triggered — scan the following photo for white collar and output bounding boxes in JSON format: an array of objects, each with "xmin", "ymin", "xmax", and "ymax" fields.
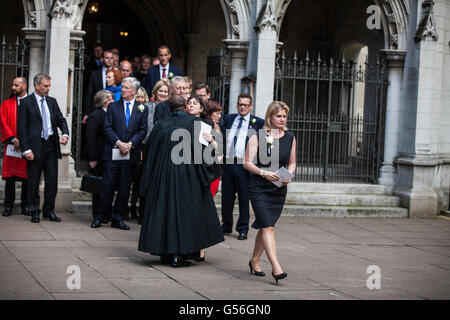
[
  {"xmin": 34, "ymin": 92, "xmax": 45, "ymax": 101},
  {"xmin": 160, "ymin": 63, "xmax": 170, "ymax": 71}
]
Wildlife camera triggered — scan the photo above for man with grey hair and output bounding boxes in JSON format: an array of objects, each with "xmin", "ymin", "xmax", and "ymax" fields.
[
  {"xmin": 153, "ymin": 76, "xmax": 185, "ymax": 124},
  {"xmin": 17, "ymin": 73, "xmax": 69, "ymax": 223},
  {"xmin": 91, "ymin": 77, "xmax": 148, "ymax": 230}
]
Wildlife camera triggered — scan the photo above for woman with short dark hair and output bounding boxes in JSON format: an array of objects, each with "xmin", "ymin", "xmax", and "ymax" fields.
[{"xmin": 87, "ymin": 90, "xmax": 114, "ymax": 223}]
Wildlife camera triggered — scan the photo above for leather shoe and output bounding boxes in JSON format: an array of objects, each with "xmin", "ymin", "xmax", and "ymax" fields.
[
  {"xmin": 21, "ymin": 207, "xmax": 31, "ymax": 216},
  {"xmin": 111, "ymin": 219, "xmax": 130, "ymax": 230},
  {"xmin": 30, "ymin": 211, "xmax": 40, "ymax": 223},
  {"xmin": 238, "ymin": 232, "xmax": 248, "ymax": 240},
  {"xmin": 43, "ymin": 211, "xmax": 61, "ymax": 222},
  {"xmin": 90, "ymin": 218, "xmax": 101, "ymax": 228},
  {"xmin": 2, "ymin": 207, "xmax": 12, "ymax": 217},
  {"xmin": 170, "ymin": 256, "xmax": 192, "ymax": 268}
]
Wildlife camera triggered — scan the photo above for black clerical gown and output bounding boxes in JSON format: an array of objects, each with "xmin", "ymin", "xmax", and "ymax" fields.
[{"xmin": 138, "ymin": 111, "xmax": 224, "ymax": 255}]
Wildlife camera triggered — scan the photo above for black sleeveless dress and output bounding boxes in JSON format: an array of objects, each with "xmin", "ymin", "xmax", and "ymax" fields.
[{"xmin": 249, "ymin": 130, "xmax": 294, "ymax": 229}]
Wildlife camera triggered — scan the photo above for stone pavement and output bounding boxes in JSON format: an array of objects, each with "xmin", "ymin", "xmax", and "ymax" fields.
[{"xmin": 1, "ymin": 211, "xmax": 450, "ymax": 300}]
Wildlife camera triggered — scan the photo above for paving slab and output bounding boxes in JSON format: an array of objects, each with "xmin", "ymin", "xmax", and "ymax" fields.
[{"xmin": 1, "ymin": 213, "xmax": 449, "ymax": 300}]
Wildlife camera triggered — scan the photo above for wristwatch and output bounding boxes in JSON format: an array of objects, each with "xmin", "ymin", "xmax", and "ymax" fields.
[{"xmin": 261, "ymin": 170, "xmax": 265, "ymax": 178}]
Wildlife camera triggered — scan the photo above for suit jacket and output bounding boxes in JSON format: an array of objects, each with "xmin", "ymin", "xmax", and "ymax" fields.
[
  {"xmin": 86, "ymin": 107, "xmax": 107, "ymax": 162},
  {"xmin": 17, "ymin": 94, "xmax": 69, "ymax": 159},
  {"xmin": 221, "ymin": 113, "xmax": 265, "ymax": 160},
  {"xmin": 102, "ymin": 99, "xmax": 148, "ymax": 165},
  {"xmin": 153, "ymin": 100, "xmax": 171, "ymax": 124},
  {"xmin": 84, "ymin": 68, "xmax": 105, "ymax": 116},
  {"xmin": 143, "ymin": 64, "xmax": 182, "ymax": 94}
]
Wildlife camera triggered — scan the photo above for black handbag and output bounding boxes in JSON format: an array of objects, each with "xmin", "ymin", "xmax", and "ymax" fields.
[{"xmin": 80, "ymin": 170, "xmax": 103, "ymax": 194}]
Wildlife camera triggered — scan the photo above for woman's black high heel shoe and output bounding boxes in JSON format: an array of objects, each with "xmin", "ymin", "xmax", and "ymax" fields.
[
  {"xmin": 272, "ymin": 272, "xmax": 287, "ymax": 284},
  {"xmin": 249, "ymin": 261, "xmax": 265, "ymax": 277}
]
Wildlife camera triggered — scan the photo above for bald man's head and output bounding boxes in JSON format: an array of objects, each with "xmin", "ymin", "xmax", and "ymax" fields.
[
  {"xmin": 168, "ymin": 94, "xmax": 186, "ymax": 113},
  {"xmin": 12, "ymin": 77, "xmax": 27, "ymax": 97},
  {"xmin": 119, "ymin": 60, "xmax": 133, "ymax": 78}
]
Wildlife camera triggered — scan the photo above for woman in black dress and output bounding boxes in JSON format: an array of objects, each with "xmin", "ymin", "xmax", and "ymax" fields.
[{"xmin": 243, "ymin": 101, "xmax": 296, "ymax": 284}]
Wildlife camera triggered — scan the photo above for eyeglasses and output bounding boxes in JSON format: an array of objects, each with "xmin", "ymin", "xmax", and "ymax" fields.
[{"xmin": 237, "ymin": 103, "xmax": 251, "ymax": 107}]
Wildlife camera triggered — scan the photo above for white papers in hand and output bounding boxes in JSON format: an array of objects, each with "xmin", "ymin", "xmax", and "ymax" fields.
[
  {"xmin": 199, "ymin": 121, "xmax": 212, "ymax": 146},
  {"xmin": 112, "ymin": 148, "xmax": 130, "ymax": 161},
  {"xmin": 6, "ymin": 144, "xmax": 22, "ymax": 158},
  {"xmin": 271, "ymin": 167, "xmax": 295, "ymax": 188}
]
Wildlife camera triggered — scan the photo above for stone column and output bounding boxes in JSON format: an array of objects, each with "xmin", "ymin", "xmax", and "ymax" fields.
[
  {"xmin": 223, "ymin": 39, "xmax": 248, "ymax": 114},
  {"xmin": 22, "ymin": 28, "xmax": 46, "ymax": 91},
  {"xmin": 184, "ymin": 33, "xmax": 201, "ymax": 83},
  {"xmin": 253, "ymin": 0, "xmax": 278, "ymax": 118},
  {"xmin": 46, "ymin": 2, "xmax": 75, "ymax": 212},
  {"xmin": 378, "ymin": 50, "xmax": 406, "ymax": 186}
]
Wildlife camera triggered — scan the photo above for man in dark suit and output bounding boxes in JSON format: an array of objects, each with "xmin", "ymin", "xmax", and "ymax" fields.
[
  {"xmin": 83, "ymin": 49, "xmax": 114, "ymax": 124},
  {"xmin": 91, "ymin": 77, "xmax": 148, "ymax": 230},
  {"xmin": 143, "ymin": 45, "xmax": 182, "ymax": 94},
  {"xmin": 153, "ymin": 76, "xmax": 185, "ymax": 124},
  {"xmin": 17, "ymin": 73, "xmax": 69, "ymax": 223},
  {"xmin": 85, "ymin": 45, "xmax": 103, "ymax": 77},
  {"xmin": 221, "ymin": 93, "xmax": 264, "ymax": 240}
]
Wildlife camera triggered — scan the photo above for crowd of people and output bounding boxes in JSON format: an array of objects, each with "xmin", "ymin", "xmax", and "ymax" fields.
[{"xmin": 0, "ymin": 43, "xmax": 297, "ymax": 284}]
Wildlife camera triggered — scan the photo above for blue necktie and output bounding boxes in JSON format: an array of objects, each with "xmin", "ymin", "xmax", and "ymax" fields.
[
  {"xmin": 233, "ymin": 117, "xmax": 244, "ymax": 156},
  {"xmin": 125, "ymin": 102, "xmax": 131, "ymax": 127},
  {"xmin": 40, "ymin": 98, "xmax": 49, "ymax": 140}
]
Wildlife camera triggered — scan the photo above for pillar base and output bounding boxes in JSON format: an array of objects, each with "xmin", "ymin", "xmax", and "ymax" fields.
[
  {"xmin": 394, "ymin": 154, "xmax": 443, "ymax": 218},
  {"xmin": 379, "ymin": 162, "xmax": 397, "ymax": 186}
]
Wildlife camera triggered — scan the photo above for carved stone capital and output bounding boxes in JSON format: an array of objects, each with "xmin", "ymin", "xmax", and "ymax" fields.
[
  {"xmin": 254, "ymin": 0, "xmax": 277, "ymax": 32},
  {"xmin": 51, "ymin": 0, "xmax": 73, "ymax": 18},
  {"xmin": 415, "ymin": 0, "xmax": 439, "ymax": 42}
]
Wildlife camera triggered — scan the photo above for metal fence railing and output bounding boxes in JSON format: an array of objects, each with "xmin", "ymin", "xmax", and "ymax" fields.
[{"xmin": 275, "ymin": 51, "xmax": 388, "ymax": 183}]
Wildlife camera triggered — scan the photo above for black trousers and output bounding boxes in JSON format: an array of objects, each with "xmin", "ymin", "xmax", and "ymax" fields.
[
  {"xmin": 27, "ymin": 137, "xmax": 58, "ymax": 214},
  {"xmin": 97, "ymin": 160, "xmax": 137, "ymax": 221},
  {"xmin": 90, "ymin": 160, "xmax": 111, "ymax": 219},
  {"xmin": 3, "ymin": 177, "xmax": 28, "ymax": 209},
  {"xmin": 221, "ymin": 162, "xmax": 250, "ymax": 233}
]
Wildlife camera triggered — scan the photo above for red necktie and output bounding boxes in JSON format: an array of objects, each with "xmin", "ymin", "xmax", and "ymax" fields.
[{"xmin": 162, "ymin": 68, "xmax": 166, "ymax": 78}]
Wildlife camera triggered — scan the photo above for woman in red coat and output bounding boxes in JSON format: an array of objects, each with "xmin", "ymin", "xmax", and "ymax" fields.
[{"xmin": 0, "ymin": 77, "xmax": 29, "ymax": 216}]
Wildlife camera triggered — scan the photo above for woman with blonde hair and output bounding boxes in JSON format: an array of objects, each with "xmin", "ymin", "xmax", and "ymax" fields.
[{"xmin": 243, "ymin": 101, "xmax": 296, "ymax": 284}]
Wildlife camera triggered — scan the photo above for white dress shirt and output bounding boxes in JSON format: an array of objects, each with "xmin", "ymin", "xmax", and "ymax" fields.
[
  {"xmin": 23, "ymin": 93, "xmax": 68, "ymax": 156},
  {"xmin": 123, "ymin": 99, "xmax": 135, "ymax": 118},
  {"xmin": 159, "ymin": 63, "xmax": 170, "ymax": 80},
  {"xmin": 34, "ymin": 92, "xmax": 54, "ymax": 138},
  {"xmin": 17, "ymin": 94, "xmax": 27, "ymax": 106},
  {"xmin": 226, "ymin": 113, "xmax": 251, "ymax": 159},
  {"xmin": 115, "ymin": 99, "xmax": 135, "ymax": 146},
  {"xmin": 102, "ymin": 66, "xmax": 108, "ymax": 89}
]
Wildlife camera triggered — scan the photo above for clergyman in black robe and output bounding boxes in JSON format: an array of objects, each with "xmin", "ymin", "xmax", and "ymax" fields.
[{"xmin": 138, "ymin": 94, "xmax": 224, "ymax": 267}]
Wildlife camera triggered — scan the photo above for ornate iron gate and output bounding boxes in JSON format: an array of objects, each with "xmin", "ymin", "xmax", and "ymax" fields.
[
  {"xmin": 0, "ymin": 34, "xmax": 29, "ymax": 161},
  {"xmin": 275, "ymin": 51, "xmax": 387, "ymax": 183},
  {"xmin": 206, "ymin": 48, "xmax": 230, "ymax": 114},
  {"xmin": 0, "ymin": 35, "xmax": 29, "ymax": 103},
  {"xmin": 71, "ymin": 41, "xmax": 85, "ymax": 177}
]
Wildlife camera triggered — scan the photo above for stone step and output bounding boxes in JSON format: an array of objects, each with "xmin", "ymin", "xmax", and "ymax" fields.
[
  {"xmin": 283, "ymin": 193, "xmax": 400, "ymax": 207},
  {"xmin": 71, "ymin": 201, "xmax": 407, "ymax": 218},
  {"xmin": 70, "ymin": 179, "xmax": 392, "ymax": 196},
  {"xmin": 281, "ymin": 205, "xmax": 408, "ymax": 218}
]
